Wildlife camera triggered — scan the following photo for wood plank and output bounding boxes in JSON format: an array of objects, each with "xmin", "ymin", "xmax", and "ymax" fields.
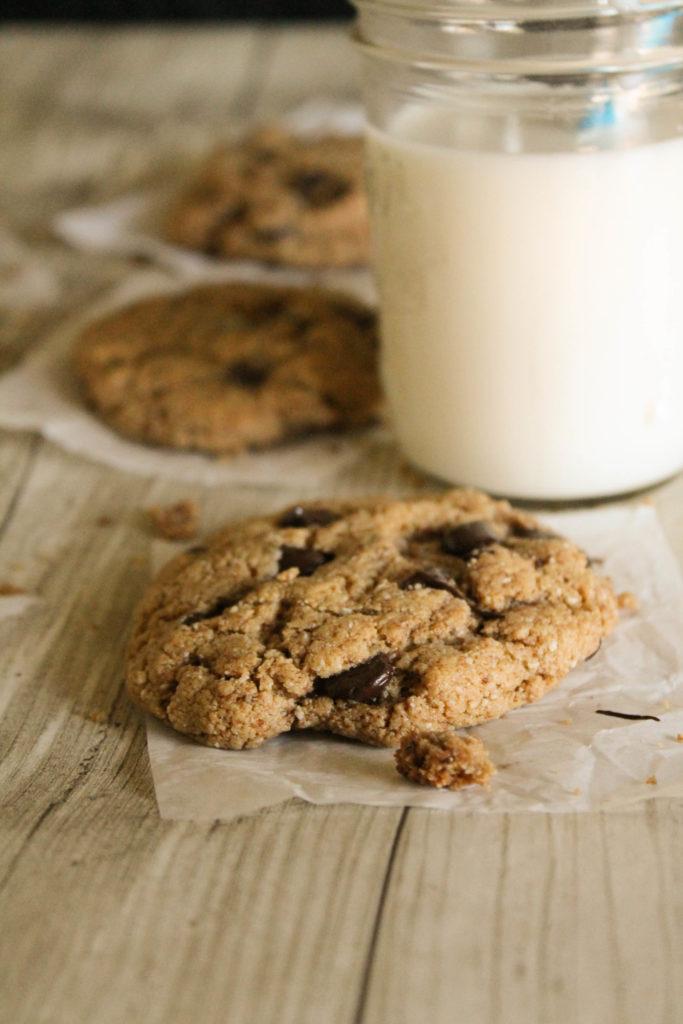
[
  {"xmin": 0, "ymin": 435, "xmax": 39, "ymax": 534},
  {"xmin": 3, "ymin": 797, "xmax": 403, "ymax": 1024},
  {"xmin": 360, "ymin": 807, "xmax": 683, "ymax": 1024},
  {"xmin": 0, "ymin": 440, "xmax": 400, "ymax": 1024}
]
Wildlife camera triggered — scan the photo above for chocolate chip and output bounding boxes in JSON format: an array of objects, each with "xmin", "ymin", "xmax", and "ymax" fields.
[
  {"xmin": 278, "ymin": 545, "xmax": 333, "ymax": 576},
  {"xmin": 256, "ymin": 298, "xmax": 286, "ymax": 321},
  {"xmin": 193, "ymin": 183, "xmax": 223, "ymax": 202},
  {"xmin": 285, "ymin": 312, "xmax": 313, "ymax": 334},
  {"xmin": 289, "ymin": 169, "xmax": 350, "ymax": 207},
  {"xmin": 332, "ymin": 301, "xmax": 376, "ymax": 331},
  {"xmin": 473, "ymin": 606, "xmax": 504, "ymax": 623},
  {"xmin": 401, "ymin": 568, "xmax": 464, "ymax": 599},
  {"xmin": 205, "ymin": 202, "xmax": 247, "ymax": 254},
  {"xmin": 314, "ymin": 653, "xmax": 394, "ymax": 703},
  {"xmin": 228, "ymin": 360, "xmax": 270, "ymax": 389},
  {"xmin": 441, "ymin": 520, "xmax": 499, "ymax": 558},
  {"xmin": 511, "ymin": 524, "xmax": 557, "ymax": 540},
  {"xmin": 278, "ymin": 506, "xmax": 339, "ymax": 528},
  {"xmin": 251, "ymin": 146, "xmax": 278, "ymax": 163},
  {"xmin": 253, "ymin": 225, "xmax": 294, "ymax": 243}
]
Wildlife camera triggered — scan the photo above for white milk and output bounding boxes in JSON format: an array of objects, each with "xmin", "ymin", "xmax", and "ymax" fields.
[{"xmin": 366, "ymin": 112, "xmax": 683, "ymax": 499}]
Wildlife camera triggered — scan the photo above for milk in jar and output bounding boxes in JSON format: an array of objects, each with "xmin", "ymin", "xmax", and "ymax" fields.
[{"xmin": 366, "ymin": 110, "xmax": 683, "ymax": 499}]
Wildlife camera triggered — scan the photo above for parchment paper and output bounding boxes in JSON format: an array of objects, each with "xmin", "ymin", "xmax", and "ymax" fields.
[
  {"xmin": 146, "ymin": 504, "xmax": 683, "ymax": 820},
  {"xmin": 0, "ymin": 265, "xmax": 386, "ymax": 486}
]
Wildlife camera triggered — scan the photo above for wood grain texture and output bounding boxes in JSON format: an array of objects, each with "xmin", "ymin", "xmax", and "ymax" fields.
[{"xmin": 1, "ymin": 26, "xmax": 682, "ymax": 1024}]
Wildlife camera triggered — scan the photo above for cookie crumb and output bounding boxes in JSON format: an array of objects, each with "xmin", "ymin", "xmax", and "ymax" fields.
[
  {"xmin": 0, "ymin": 581, "xmax": 25, "ymax": 596},
  {"xmin": 147, "ymin": 500, "xmax": 199, "ymax": 540},
  {"xmin": 646, "ymin": 775, "xmax": 657, "ymax": 786},
  {"xmin": 560, "ymin": 718, "xmax": 572, "ymax": 726},
  {"xmin": 661, "ymin": 699, "xmax": 671, "ymax": 711},
  {"xmin": 676, "ymin": 734, "xmax": 683, "ymax": 743},
  {"xmin": 572, "ymin": 788, "xmax": 582, "ymax": 796},
  {"xmin": 95, "ymin": 515, "xmax": 114, "ymax": 527},
  {"xmin": 617, "ymin": 591, "xmax": 639, "ymax": 612},
  {"xmin": 395, "ymin": 730, "xmax": 496, "ymax": 791},
  {"xmin": 88, "ymin": 709, "xmax": 108, "ymax": 724}
]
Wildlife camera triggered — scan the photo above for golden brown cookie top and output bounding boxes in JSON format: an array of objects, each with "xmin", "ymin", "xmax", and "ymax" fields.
[
  {"xmin": 165, "ymin": 127, "xmax": 370, "ymax": 268},
  {"xmin": 125, "ymin": 489, "xmax": 620, "ymax": 750},
  {"xmin": 73, "ymin": 281, "xmax": 380, "ymax": 454}
]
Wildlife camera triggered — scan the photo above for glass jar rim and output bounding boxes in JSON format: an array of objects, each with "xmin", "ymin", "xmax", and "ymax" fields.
[
  {"xmin": 353, "ymin": 0, "xmax": 682, "ymax": 16},
  {"xmin": 352, "ymin": 0, "xmax": 683, "ymax": 75}
]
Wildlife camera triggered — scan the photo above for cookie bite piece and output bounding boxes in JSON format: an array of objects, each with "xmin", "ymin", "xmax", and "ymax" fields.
[
  {"xmin": 165, "ymin": 127, "xmax": 370, "ymax": 267},
  {"xmin": 395, "ymin": 730, "xmax": 495, "ymax": 790},
  {"xmin": 72, "ymin": 282, "xmax": 380, "ymax": 455},
  {"xmin": 125, "ymin": 489, "xmax": 621, "ymax": 750}
]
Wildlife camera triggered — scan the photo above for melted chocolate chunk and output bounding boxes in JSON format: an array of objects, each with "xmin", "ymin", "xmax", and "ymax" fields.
[
  {"xmin": 401, "ymin": 568, "xmax": 464, "ymax": 599},
  {"xmin": 441, "ymin": 520, "xmax": 500, "ymax": 558},
  {"xmin": 331, "ymin": 301, "xmax": 376, "ymax": 332},
  {"xmin": 228, "ymin": 360, "xmax": 270, "ymax": 389},
  {"xmin": 314, "ymin": 653, "xmax": 394, "ymax": 703},
  {"xmin": 278, "ymin": 506, "xmax": 339, "ymax": 528},
  {"xmin": 278, "ymin": 545, "xmax": 333, "ymax": 576},
  {"xmin": 289, "ymin": 169, "xmax": 350, "ymax": 208}
]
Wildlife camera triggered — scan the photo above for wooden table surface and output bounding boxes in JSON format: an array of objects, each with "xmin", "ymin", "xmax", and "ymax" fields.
[{"xmin": 2, "ymin": 25, "xmax": 683, "ymax": 1024}]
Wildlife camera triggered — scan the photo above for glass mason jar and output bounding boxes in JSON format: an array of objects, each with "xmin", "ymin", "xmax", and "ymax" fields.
[{"xmin": 351, "ymin": 0, "xmax": 683, "ymax": 501}]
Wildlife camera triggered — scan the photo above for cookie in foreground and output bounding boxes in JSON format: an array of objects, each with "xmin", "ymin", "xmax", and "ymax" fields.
[
  {"xmin": 165, "ymin": 127, "xmax": 370, "ymax": 267},
  {"xmin": 72, "ymin": 282, "xmax": 380, "ymax": 454},
  {"xmin": 125, "ymin": 489, "xmax": 620, "ymax": 752}
]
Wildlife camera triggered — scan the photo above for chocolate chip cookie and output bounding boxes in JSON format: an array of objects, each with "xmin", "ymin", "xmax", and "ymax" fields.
[
  {"xmin": 165, "ymin": 127, "xmax": 370, "ymax": 267},
  {"xmin": 125, "ymin": 489, "xmax": 620, "ymax": 750},
  {"xmin": 72, "ymin": 282, "xmax": 380, "ymax": 454}
]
